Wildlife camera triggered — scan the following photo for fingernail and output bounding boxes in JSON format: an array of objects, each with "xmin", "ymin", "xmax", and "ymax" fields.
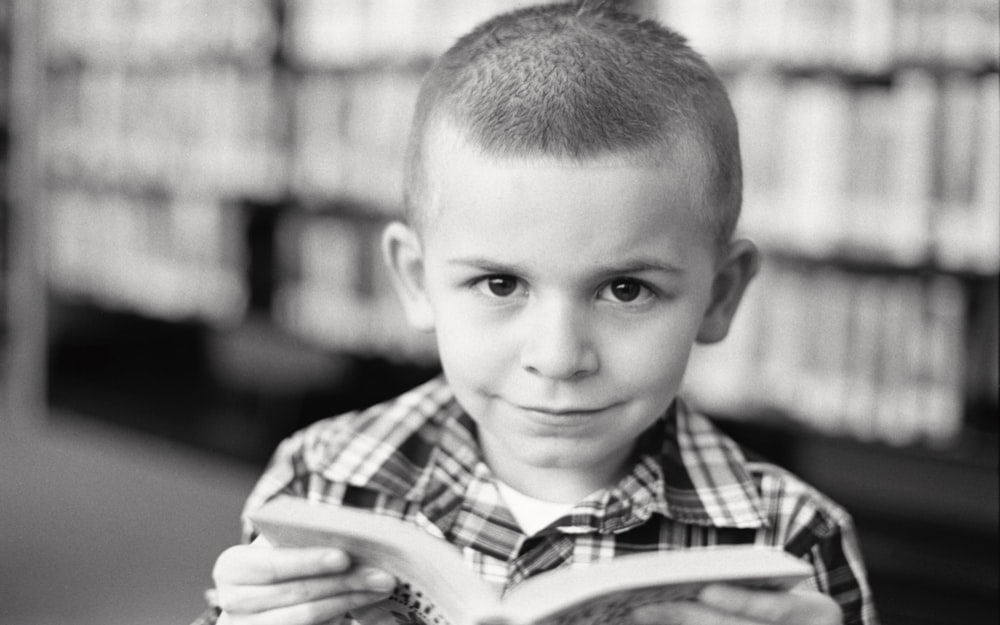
[{"xmin": 365, "ymin": 570, "xmax": 396, "ymax": 591}]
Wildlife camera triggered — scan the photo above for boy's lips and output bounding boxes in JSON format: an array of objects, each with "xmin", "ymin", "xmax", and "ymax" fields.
[
  {"xmin": 511, "ymin": 401, "xmax": 620, "ymax": 416},
  {"xmin": 483, "ymin": 391, "xmax": 622, "ymax": 419}
]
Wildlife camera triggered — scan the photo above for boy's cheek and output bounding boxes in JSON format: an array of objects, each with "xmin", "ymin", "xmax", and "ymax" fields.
[
  {"xmin": 435, "ymin": 306, "xmax": 507, "ymax": 348},
  {"xmin": 435, "ymin": 320, "xmax": 506, "ymax": 375}
]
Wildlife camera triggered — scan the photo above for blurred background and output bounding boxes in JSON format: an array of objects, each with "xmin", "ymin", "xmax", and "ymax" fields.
[{"xmin": 0, "ymin": 1, "xmax": 996, "ymax": 624}]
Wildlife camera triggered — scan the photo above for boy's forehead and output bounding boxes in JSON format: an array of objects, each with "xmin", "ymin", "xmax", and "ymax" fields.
[
  {"xmin": 420, "ymin": 118, "xmax": 705, "ymax": 206},
  {"xmin": 415, "ymin": 127, "xmax": 716, "ymax": 261}
]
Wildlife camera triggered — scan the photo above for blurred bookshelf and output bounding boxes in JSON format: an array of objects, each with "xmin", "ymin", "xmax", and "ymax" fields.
[
  {"xmin": 1, "ymin": 1, "xmax": 997, "ymax": 624},
  {"xmin": 0, "ymin": 0, "xmax": 9, "ymax": 382},
  {"xmin": 0, "ymin": 0, "xmax": 20, "ymax": 420}
]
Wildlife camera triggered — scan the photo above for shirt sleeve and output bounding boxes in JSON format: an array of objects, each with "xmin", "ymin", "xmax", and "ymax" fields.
[
  {"xmin": 783, "ymin": 505, "xmax": 878, "ymax": 625},
  {"xmin": 756, "ymin": 465, "xmax": 879, "ymax": 625}
]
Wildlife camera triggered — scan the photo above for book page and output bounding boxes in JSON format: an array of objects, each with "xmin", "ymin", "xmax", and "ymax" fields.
[{"xmin": 494, "ymin": 547, "xmax": 812, "ymax": 625}]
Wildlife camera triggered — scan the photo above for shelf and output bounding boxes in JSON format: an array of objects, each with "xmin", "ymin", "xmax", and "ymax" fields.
[
  {"xmin": 717, "ymin": 60, "xmax": 1000, "ymax": 83},
  {"xmin": 714, "ymin": 412, "xmax": 997, "ymax": 486},
  {"xmin": 45, "ymin": 297, "xmax": 441, "ymax": 465},
  {"xmin": 760, "ymin": 248, "xmax": 1000, "ymax": 280},
  {"xmin": 44, "ymin": 52, "xmax": 278, "ymax": 74}
]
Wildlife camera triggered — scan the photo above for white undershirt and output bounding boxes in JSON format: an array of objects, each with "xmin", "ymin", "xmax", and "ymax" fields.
[{"xmin": 495, "ymin": 480, "xmax": 575, "ymax": 535}]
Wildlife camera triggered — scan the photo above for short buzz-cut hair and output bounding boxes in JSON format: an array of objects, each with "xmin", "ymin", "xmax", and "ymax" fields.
[{"xmin": 404, "ymin": 0, "xmax": 742, "ymax": 247}]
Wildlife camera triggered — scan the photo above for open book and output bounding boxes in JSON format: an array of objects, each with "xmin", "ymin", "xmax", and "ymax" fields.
[{"xmin": 250, "ymin": 496, "xmax": 812, "ymax": 625}]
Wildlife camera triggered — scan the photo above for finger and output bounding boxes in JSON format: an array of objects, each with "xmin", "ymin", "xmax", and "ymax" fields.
[
  {"xmin": 213, "ymin": 545, "xmax": 351, "ymax": 585},
  {"xmin": 219, "ymin": 591, "xmax": 391, "ymax": 625},
  {"xmin": 218, "ymin": 568, "xmax": 397, "ymax": 614},
  {"xmin": 698, "ymin": 584, "xmax": 841, "ymax": 624},
  {"xmin": 633, "ymin": 600, "xmax": 764, "ymax": 625}
]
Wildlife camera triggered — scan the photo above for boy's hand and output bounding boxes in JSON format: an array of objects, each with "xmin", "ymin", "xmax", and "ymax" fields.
[
  {"xmin": 213, "ymin": 535, "xmax": 397, "ymax": 625},
  {"xmin": 633, "ymin": 584, "xmax": 842, "ymax": 625}
]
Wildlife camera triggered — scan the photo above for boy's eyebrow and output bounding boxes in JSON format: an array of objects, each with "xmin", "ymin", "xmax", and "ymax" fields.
[
  {"xmin": 594, "ymin": 259, "xmax": 686, "ymax": 277},
  {"xmin": 446, "ymin": 257, "xmax": 527, "ymax": 274},
  {"xmin": 446, "ymin": 257, "xmax": 686, "ymax": 276}
]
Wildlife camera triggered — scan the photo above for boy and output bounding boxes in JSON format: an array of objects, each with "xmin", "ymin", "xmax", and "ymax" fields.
[{"xmin": 201, "ymin": 2, "xmax": 876, "ymax": 624}]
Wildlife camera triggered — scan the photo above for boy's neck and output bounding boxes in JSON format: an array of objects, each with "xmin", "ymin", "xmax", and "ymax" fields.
[
  {"xmin": 480, "ymin": 436, "xmax": 633, "ymax": 504},
  {"xmin": 494, "ymin": 470, "xmax": 608, "ymax": 504}
]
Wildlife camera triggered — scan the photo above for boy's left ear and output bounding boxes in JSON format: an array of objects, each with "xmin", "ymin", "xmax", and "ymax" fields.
[{"xmin": 696, "ymin": 239, "xmax": 761, "ymax": 344}]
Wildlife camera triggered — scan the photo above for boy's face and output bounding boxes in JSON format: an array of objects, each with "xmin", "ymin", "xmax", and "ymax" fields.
[{"xmin": 385, "ymin": 139, "xmax": 757, "ymax": 497}]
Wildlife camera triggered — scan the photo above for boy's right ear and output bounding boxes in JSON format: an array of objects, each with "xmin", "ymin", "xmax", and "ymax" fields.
[{"xmin": 381, "ymin": 221, "xmax": 436, "ymax": 332}]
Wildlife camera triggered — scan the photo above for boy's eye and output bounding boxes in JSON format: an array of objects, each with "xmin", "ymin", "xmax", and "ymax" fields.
[
  {"xmin": 476, "ymin": 276, "xmax": 522, "ymax": 298},
  {"xmin": 600, "ymin": 279, "xmax": 652, "ymax": 303}
]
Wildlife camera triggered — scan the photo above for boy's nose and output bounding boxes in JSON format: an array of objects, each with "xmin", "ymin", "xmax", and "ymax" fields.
[{"xmin": 519, "ymin": 300, "xmax": 599, "ymax": 381}]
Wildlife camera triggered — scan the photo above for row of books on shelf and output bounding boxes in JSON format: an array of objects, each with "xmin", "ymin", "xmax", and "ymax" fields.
[
  {"xmin": 283, "ymin": 0, "xmax": 548, "ymax": 69},
  {"xmin": 274, "ymin": 212, "xmax": 436, "ymax": 360},
  {"xmin": 275, "ymin": 281, "xmax": 436, "ymax": 363},
  {"xmin": 656, "ymin": 0, "xmax": 999, "ymax": 73},
  {"xmin": 38, "ymin": 0, "xmax": 545, "ymax": 69},
  {"xmin": 43, "ymin": 66, "xmax": 288, "ymax": 199},
  {"xmin": 42, "ymin": 188, "xmax": 429, "ymax": 356},
  {"xmin": 42, "ymin": 63, "xmax": 419, "ymax": 211},
  {"xmin": 683, "ymin": 260, "xmax": 995, "ymax": 448},
  {"xmin": 46, "ymin": 189, "xmax": 248, "ymax": 322},
  {"xmin": 37, "ymin": 0, "xmax": 1000, "ymax": 73},
  {"xmin": 281, "ymin": 0, "xmax": 999, "ymax": 72},
  {"xmin": 43, "ymin": 0, "xmax": 277, "ymax": 67},
  {"xmin": 291, "ymin": 70, "xmax": 421, "ymax": 211},
  {"xmin": 732, "ymin": 70, "xmax": 999, "ymax": 272}
]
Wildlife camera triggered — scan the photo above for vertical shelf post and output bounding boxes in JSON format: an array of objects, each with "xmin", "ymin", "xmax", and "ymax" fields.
[{"xmin": 4, "ymin": 0, "xmax": 45, "ymax": 434}]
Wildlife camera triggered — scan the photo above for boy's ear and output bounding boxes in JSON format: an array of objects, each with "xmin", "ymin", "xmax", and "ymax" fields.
[
  {"xmin": 696, "ymin": 239, "xmax": 761, "ymax": 344},
  {"xmin": 381, "ymin": 221, "xmax": 436, "ymax": 332}
]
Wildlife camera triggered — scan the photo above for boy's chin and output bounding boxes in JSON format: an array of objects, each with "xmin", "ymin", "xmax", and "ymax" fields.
[{"xmin": 487, "ymin": 436, "xmax": 633, "ymax": 482}]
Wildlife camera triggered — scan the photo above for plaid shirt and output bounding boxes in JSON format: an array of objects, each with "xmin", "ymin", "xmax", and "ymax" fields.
[{"xmin": 195, "ymin": 375, "xmax": 877, "ymax": 625}]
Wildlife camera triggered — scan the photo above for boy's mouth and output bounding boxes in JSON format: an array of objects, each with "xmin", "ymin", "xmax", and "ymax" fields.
[
  {"xmin": 482, "ymin": 391, "xmax": 623, "ymax": 419},
  {"xmin": 514, "ymin": 403, "xmax": 618, "ymax": 417}
]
